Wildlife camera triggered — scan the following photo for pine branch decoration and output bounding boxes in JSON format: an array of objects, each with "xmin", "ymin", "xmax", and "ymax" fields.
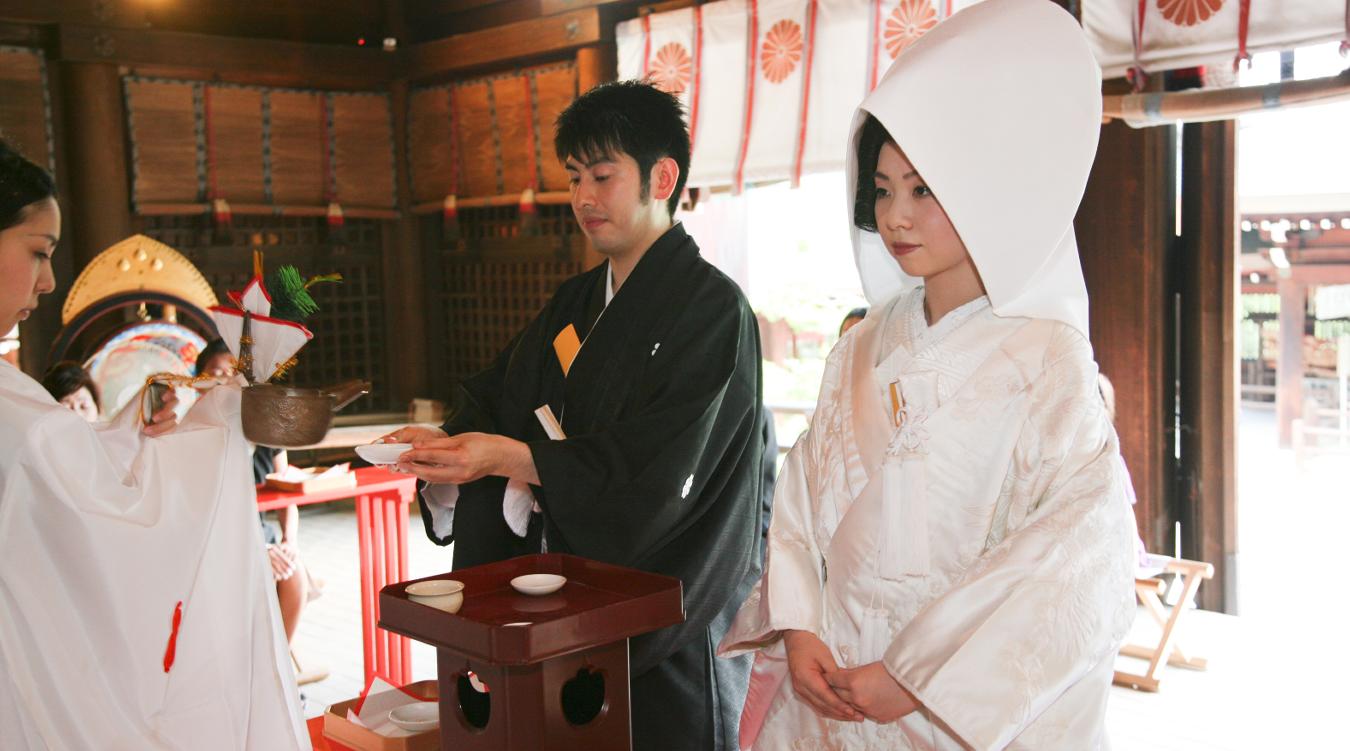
[{"xmin": 263, "ymin": 266, "xmax": 341, "ymax": 323}]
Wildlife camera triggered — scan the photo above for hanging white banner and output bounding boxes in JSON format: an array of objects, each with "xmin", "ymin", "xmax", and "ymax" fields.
[{"xmin": 1082, "ymin": 0, "xmax": 1346, "ymax": 80}]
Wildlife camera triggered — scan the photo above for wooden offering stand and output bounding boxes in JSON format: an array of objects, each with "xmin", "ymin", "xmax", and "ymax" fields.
[{"xmin": 379, "ymin": 554, "xmax": 684, "ymax": 751}]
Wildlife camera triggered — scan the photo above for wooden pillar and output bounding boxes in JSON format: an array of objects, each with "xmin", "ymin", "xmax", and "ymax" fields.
[
  {"xmin": 1276, "ymin": 278, "xmax": 1306, "ymax": 448},
  {"xmin": 1076, "ymin": 116, "xmax": 1175, "ymax": 560},
  {"xmin": 1178, "ymin": 121, "xmax": 1238, "ymax": 613},
  {"xmin": 383, "ymin": 2, "xmax": 429, "ymax": 405},
  {"xmin": 575, "ymin": 45, "xmax": 616, "ymax": 272},
  {"xmin": 384, "ymin": 78, "xmax": 430, "ymax": 405},
  {"xmin": 58, "ymin": 62, "xmax": 132, "ymax": 271}
]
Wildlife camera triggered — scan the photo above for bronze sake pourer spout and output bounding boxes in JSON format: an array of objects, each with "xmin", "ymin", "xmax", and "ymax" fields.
[{"xmin": 241, "ymin": 379, "xmax": 371, "ymax": 448}]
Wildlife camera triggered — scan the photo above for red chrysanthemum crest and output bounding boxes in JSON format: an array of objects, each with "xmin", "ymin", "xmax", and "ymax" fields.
[
  {"xmin": 884, "ymin": 0, "xmax": 939, "ymax": 59},
  {"xmin": 1156, "ymin": 0, "xmax": 1225, "ymax": 27},
  {"xmin": 649, "ymin": 42, "xmax": 693, "ymax": 94},
  {"xmin": 761, "ymin": 19, "xmax": 804, "ymax": 84}
]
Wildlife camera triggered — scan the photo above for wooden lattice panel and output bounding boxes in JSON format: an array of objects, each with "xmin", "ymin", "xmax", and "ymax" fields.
[
  {"xmin": 411, "ymin": 63, "xmax": 577, "ymax": 203},
  {"xmin": 407, "ymin": 87, "xmax": 455, "ymax": 203},
  {"xmin": 332, "ymin": 93, "xmax": 397, "ymax": 210},
  {"xmin": 125, "ymin": 77, "xmax": 396, "ymax": 214},
  {"xmin": 267, "ymin": 90, "xmax": 326, "ymax": 206},
  {"xmin": 533, "ymin": 65, "xmax": 577, "ymax": 192},
  {"xmin": 492, "ymin": 74, "xmax": 535, "ymax": 194},
  {"xmin": 453, "ymin": 79, "xmax": 498, "ymax": 197},
  {"xmin": 440, "ymin": 254, "xmax": 583, "ymax": 383},
  {"xmin": 137, "ymin": 214, "xmax": 393, "ymax": 413},
  {"xmin": 124, "ymin": 79, "xmax": 199, "ymax": 205},
  {"xmin": 0, "ymin": 47, "xmax": 53, "ymax": 174},
  {"xmin": 207, "ymin": 85, "xmax": 266, "ymax": 203}
]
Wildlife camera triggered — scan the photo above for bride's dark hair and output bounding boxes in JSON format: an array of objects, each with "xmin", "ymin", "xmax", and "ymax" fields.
[{"xmin": 852, "ymin": 114, "xmax": 894, "ymax": 234}]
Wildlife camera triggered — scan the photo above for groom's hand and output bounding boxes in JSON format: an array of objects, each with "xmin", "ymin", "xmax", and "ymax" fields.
[
  {"xmin": 378, "ymin": 425, "xmax": 447, "ymax": 445},
  {"xmin": 397, "ymin": 432, "xmax": 538, "ymax": 485}
]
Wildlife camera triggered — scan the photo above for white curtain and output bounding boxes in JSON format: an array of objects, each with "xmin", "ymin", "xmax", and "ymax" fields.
[
  {"xmin": 617, "ymin": 0, "xmax": 1348, "ymax": 189},
  {"xmin": 1082, "ymin": 0, "xmax": 1346, "ymax": 80}
]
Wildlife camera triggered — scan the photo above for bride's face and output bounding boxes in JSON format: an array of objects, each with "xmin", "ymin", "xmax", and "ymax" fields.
[
  {"xmin": 871, "ymin": 142, "xmax": 969, "ymax": 281},
  {"xmin": 0, "ymin": 198, "xmax": 60, "ymax": 334}
]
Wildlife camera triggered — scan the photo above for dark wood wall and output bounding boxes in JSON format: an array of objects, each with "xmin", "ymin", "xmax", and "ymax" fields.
[
  {"xmin": 2, "ymin": 0, "xmax": 625, "ymax": 412},
  {"xmin": 1077, "ymin": 118, "xmax": 1176, "ymax": 571},
  {"xmin": 1078, "ymin": 109, "xmax": 1239, "ymax": 613}
]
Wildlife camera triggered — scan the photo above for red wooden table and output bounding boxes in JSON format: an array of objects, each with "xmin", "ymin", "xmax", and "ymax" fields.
[{"xmin": 257, "ymin": 466, "xmax": 418, "ymax": 687}]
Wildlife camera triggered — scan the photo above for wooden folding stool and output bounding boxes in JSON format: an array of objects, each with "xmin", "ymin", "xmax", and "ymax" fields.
[{"xmin": 1113, "ymin": 555, "xmax": 1214, "ymax": 692}]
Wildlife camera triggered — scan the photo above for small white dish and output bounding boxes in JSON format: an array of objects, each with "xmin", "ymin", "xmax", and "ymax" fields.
[
  {"xmin": 355, "ymin": 442, "xmax": 411, "ymax": 465},
  {"xmin": 407, "ymin": 579, "xmax": 465, "ymax": 613},
  {"xmin": 388, "ymin": 702, "xmax": 439, "ymax": 732},
  {"xmin": 510, "ymin": 574, "xmax": 566, "ymax": 596}
]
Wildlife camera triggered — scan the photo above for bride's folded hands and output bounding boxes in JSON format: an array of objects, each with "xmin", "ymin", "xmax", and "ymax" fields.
[{"xmin": 824, "ymin": 662, "xmax": 919, "ymax": 724}]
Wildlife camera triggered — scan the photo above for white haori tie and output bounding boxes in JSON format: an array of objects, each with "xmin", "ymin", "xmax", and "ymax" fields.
[
  {"xmin": 504, "ymin": 406, "xmax": 567, "ymax": 537},
  {"xmin": 878, "ymin": 376, "xmax": 934, "ymax": 579}
]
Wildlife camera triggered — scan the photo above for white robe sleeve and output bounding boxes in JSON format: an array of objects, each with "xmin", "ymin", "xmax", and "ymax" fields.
[
  {"xmin": 0, "ymin": 370, "xmax": 308, "ymax": 750},
  {"xmin": 883, "ymin": 331, "xmax": 1137, "ymax": 751},
  {"xmin": 718, "ymin": 429, "xmax": 827, "ymax": 653},
  {"xmin": 420, "ymin": 482, "xmax": 460, "ymax": 540}
]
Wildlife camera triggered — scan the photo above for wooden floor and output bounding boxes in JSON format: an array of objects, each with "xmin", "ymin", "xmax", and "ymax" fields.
[{"xmin": 289, "ymin": 407, "xmax": 1345, "ymax": 747}]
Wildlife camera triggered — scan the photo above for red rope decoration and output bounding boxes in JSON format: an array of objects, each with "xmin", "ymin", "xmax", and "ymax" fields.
[
  {"xmin": 869, "ymin": 0, "xmax": 883, "ymax": 91},
  {"xmin": 162, "ymin": 601, "xmax": 183, "ymax": 673},
  {"xmin": 1128, "ymin": 0, "xmax": 1148, "ymax": 92},
  {"xmin": 792, "ymin": 0, "xmax": 819, "ymax": 188},
  {"xmin": 319, "ymin": 94, "xmax": 335, "ymax": 203},
  {"xmin": 733, "ymin": 0, "xmax": 759, "ymax": 194},
  {"xmin": 203, "ymin": 87, "xmax": 218, "ymax": 201},
  {"xmin": 690, "ymin": 5, "xmax": 705, "ymax": 148},
  {"xmin": 643, "ymin": 14, "xmax": 653, "ymax": 80},
  {"xmin": 1233, "ymin": 0, "xmax": 1253, "ymax": 71},
  {"xmin": 1341, "ymin": 0, "xmax": 1349, "ymax": 56},
  {"xmin": 522, "ymin": 76, "xmax": 539, "ymax": 192},
  {"xmin": 447, "ymin": 86, "xmax": 461, "ymax": 197}
]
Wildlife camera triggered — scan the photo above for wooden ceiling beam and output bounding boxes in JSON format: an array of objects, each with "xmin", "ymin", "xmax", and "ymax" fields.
[
  {"xmin": 405, "ymin": 7, "xmax": 607, "ymax": 79},
  {"xmin": 0, "ymin": 0, "xmax": 383, "ymax": 46},
  {"xmin": 56, "ymin": 24, "xmax": 394, "ymax": 87}
]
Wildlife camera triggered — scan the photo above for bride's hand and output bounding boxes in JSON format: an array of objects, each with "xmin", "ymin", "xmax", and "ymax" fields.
[
  {"xmin": 783, "ymin": 630, "xmax": 863, "ymax": 722},
  {"xmin": 824, "ymin": 661, "xmax": 919, "ymax": 724}
]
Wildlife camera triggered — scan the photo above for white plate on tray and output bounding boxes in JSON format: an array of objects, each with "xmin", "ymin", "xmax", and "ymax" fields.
[{"xmin": 510, "ymin": 574, "xmax": 566, "ymax": 596}]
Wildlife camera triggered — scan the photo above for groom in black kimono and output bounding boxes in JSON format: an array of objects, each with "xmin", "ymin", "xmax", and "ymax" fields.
[{"xmin": 392, "ymin": 81, "xmax": 765, "ymax": 751}]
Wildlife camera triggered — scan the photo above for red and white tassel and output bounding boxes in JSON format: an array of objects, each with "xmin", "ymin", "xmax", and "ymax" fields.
[
  {"xmin": 442, "ymin": 194, "xmax": 460, "ymax": 244},
  {"xmin": 519, "ymin": 187, "xmax": 538, "ymax": 235}
]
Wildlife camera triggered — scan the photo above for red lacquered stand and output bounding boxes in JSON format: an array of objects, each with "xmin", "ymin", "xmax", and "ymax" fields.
[{"xmin": 380, "ymin": 554, "xmax": 684, "ymax": 751}]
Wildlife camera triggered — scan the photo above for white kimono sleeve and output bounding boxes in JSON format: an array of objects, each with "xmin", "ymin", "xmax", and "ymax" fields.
[
  {"xmin": 719, "ymin": 429, "xmax": 827, "ymax": 653},
  {"xmin": 883, "ymin": 334, "xmax": 1137, "ymax": 750}
]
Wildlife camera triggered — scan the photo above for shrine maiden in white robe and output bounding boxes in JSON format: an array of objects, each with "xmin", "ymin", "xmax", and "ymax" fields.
[
  {"xmin": 0, "ymin": 360, "xmax": 308, "ymax": 750},
  {"xmin": 720, "ymin": 0, "xmax": 1137, "ymax": 748}
]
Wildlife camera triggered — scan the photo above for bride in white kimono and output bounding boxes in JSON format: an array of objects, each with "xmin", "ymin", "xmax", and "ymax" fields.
[
  {"xmin": 718, "ymin": 1, "xmax": 1137, "ymax": 748},
  {"xmin": 0, "ymin": 140, "xmax": 308, "ymax": 749}
]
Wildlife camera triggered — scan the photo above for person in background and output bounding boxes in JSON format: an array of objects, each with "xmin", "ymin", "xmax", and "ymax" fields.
[
  {"xmin": 839, "ymin": 306, "xmax": 868, "ymax": 337},
  {"xmin": 1098, "ymin": 372, "xmax": 1151, "ymax": 568},
  {"xmin": 41, "ymin": 360, "xmax": 100, "ymax": 422}
]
